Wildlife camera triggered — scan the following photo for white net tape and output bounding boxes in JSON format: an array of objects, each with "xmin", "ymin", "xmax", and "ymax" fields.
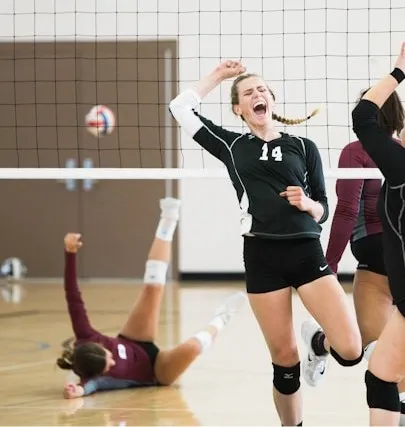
[{"xmin": 0, "ymin": 168, "xmax": 384, "ymax": 180}]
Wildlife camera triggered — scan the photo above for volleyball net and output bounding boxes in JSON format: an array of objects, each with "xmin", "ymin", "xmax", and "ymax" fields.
[
  {"xmin": 0, "ymin": 1, "xmax": 404, "ymax": 180},
  {"xmin": 0, "ymin": 1, "xmax": 405, "ymax": 279}
]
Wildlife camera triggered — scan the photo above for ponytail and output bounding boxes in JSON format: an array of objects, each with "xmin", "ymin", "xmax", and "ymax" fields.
[
  {"xmin": 56, "ymin": 342, "xmax": 107, "ymax": 378},
  {"xmin": 272, "ymin": 108, "xmax": 320, "ymax": 125},
  {"xmin": 56, "ymin": 348, "xmax": 74, "ymax": 370}
]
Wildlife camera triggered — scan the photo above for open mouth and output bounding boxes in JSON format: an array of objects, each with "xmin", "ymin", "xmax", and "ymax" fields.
[{"xmin": 253, "ymin": 101, "xmax": 267, "ymax": 117}]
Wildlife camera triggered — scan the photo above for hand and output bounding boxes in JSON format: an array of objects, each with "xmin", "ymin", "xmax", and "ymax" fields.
[
  {"xmin": 394, "ymin": 42, "xmax": 405, "ymax": 75},
  {"xmin": 280, "ymin": 186, "xmax": 312, "ymax": 212},
  {"xmin": 63, "ymin": 383, "xmax": 84, "ymax": 399},
  {"xmin": 214, "ymin": 60, "xmax": 246, "ymax": 80},
  {"xmin": 64, "ymin": 233, "xmax": 83, "ymax": 253}
]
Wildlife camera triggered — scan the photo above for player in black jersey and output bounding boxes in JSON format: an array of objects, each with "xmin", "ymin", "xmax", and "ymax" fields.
[
  {"xmin": 352, "ymin": 42, "xmax": 405, "ymax": 426},
  {"xmin": 170, "ymin": 61, "xmax": 363, "ymax": 426}
]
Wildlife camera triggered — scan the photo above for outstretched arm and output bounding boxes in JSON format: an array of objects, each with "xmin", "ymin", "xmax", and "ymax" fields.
[
  {"xmin": 352, "ymin": 42, "xmax": 405, "ymax": 187},
  {"xmin": 64, "ymin": 233, "xmax": 96, "ymax": 340},
  {"xmin": 63, "ymin": 378, "xmax": 140, "ymax": 399}
]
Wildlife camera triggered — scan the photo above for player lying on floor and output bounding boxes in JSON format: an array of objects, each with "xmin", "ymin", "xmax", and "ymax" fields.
[{"xmin": 57, "ymin": 197, "xmax": 247, "ymax": 398}]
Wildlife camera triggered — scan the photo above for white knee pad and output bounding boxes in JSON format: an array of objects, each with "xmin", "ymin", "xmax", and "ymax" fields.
[{"xmin": 143, "ymin": 260, "xmax": 168, "ymax": 286}]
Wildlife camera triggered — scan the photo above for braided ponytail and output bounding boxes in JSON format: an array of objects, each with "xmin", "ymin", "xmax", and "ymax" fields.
[{"xmin": 272, "ymin": 108, "xmax": 320, "ymax": 125}]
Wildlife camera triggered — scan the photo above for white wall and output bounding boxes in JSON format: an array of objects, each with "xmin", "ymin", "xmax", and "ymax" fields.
[{"xmin": 2, "ymin": 0, "xmax": 405, "ymax": 274}]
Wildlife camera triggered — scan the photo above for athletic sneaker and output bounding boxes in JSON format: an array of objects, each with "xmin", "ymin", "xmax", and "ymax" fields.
[
  {"xmin": 160, "ymin": 197, "xmax": 181, "ymax": 220},
  {"xmin": 214, "ymin": 291, "xmax": 248, "ymax": 326},
  {"xmin": 301, "ymin": 317, "xmax": 329, "ymax": 387}
]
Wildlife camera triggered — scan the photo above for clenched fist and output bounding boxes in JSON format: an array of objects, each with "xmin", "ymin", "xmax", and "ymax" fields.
[
  {"xmin": 214, "ymin": 60, "xmax": 246, "ymax": 80},
  {"xmin": 64, "ymin": 233, "xmax": 83, "ymax": 253},
  {"xmin": 63, "ymin": 383, "xmax": 84, "ymax": 399},
  {"xmin": 280, "ymin": 186, "xmax": 312, "ymax": 212}
]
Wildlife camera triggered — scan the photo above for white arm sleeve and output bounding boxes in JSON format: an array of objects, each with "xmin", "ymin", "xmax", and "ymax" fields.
[
  {"xmin": 169, "ymin": 88, "xmax": 242, "ymax": 160},
  {"xmin": 169, "ymin": 89, "xmax": 204, "ymax": 137}
]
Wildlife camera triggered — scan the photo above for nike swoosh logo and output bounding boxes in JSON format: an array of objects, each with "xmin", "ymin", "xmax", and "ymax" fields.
[{"xmin": 319, "ymin": 265, "xmax": 328, "ymax": 271}]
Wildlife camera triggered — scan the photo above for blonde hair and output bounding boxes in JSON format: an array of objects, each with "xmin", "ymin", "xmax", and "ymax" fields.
[
  {"xmin": 231, "ymin": 73, "xmax": 320, "ymax": 125},
  {"xmin": 272, "ymin": 108, "xmax": 320, "ymax": 125}
]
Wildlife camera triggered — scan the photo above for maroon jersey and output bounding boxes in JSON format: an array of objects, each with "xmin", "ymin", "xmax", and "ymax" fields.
[
  {"xmin": 325, "ymin": 141, "xmax": 383, "ymax": 273},
  {"xmin": 64, "ymin": 252, "xmax": 157, "ymax": 386}
]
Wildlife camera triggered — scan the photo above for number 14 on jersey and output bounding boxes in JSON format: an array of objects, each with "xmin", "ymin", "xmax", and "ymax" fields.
[{"xmin": 259, "ymin": 144, "xmax": 282, "ymax": 162}]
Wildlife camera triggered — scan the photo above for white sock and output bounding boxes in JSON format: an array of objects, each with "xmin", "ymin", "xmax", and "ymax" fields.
[
  {"xmin": 400, "ymin": 392, "xmax": 405, "ymax": 402},
  {"xmin": 193, "ymin": 331, "xmax": 213, "ymax": 353},
  {"xmin": 209, "ymin": 315, "xmax": 225, "ymax": 332},
  {"xmin": 155, "ymin": 218, "xmax": 177, "ymax": 242}
]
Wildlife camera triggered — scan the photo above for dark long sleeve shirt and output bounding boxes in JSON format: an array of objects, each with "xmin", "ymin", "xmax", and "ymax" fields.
[
  {"xmin": 352, "ymin": 99, "xmax": 405, "ymax": 303},
  {"xmin": 325, "ymin": 141, "xmax": 382, "ymax": 273},
  {"xmin": 64, "ymin": 252, "xmax": 157, "ymax": 394},
  {"xmin": 169, "ymin": 89, "xmax": 328, "ymax": 240}
]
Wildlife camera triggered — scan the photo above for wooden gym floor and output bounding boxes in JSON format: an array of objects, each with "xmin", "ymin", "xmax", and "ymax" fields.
[{"xmin": 0, "ymin": 280, "xmax": 368, "ymax": 426}]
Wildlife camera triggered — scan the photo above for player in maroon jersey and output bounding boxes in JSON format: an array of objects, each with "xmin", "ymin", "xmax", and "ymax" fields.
[{"xmin": 57, "ymin": 197, "xmax": 246, "ymax": 398}]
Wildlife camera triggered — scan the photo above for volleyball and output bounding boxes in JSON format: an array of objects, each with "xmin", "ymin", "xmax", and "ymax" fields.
[
  {"xmin": 0, "ymin": 257, "xmax": 27, "ymax": 279},
  {"xmin": 85, "ymin": 105, "xmax": 115, "ymax": 137}
]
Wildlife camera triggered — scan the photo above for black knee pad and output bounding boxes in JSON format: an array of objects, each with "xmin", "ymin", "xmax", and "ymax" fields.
[
  {"xmin": 330, "ymin": 347, "xmax": 363, "ymax": 366},
  {"xmin": 365, "ymin": 370, "xmax": 400, "ymax": 412},
  {"xmin": 273, "ymin": 362, "xmax": 300, "ymax": 395}
]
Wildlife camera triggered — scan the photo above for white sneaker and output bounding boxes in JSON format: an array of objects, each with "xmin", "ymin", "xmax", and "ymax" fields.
[
  {"xmin": 160, "ymin": 197, "xmax": 181, "ymax": 220},
  {"xmin": 301, "ymin": 318, "xmax": 329, "ymax": 387},
  {"xmin": 214, "ymin": 291, "xmax": 248, "ymax": 325}
]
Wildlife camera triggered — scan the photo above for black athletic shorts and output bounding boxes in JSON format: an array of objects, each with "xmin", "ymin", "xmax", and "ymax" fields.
[
  {"xmin": 381, "ymin": 230, "xmax": 405, "ymax": 314},
  {"xmin": 243, "ymin": 236, "xmax": 333, "ymax": 294},
  {"xmin": 350, "ymin": 233, "xmax": 386, "ymax": 276},
  {"xmin": 117, "ymin": 334, "xmax": 160, "ymax": 367}
]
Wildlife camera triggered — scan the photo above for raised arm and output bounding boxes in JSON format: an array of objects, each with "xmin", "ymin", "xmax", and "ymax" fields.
[
  {"xmin": 64, "ymin": 233, "xmax": 96, "ymax": 340},
  {"xmin": 325, "ymin": 144, "xmax": 366, "ymax": 274},
  {"xmin": 63, "ymin": 377, "xmax": 138, "ymax": 399},
  {"xmin": 169, "ymin": 61, "xmax": 246, "ymax": 159},
  {"xmin": 352, "ymin": 42, "xmax": 405, "ymax": 187}
]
